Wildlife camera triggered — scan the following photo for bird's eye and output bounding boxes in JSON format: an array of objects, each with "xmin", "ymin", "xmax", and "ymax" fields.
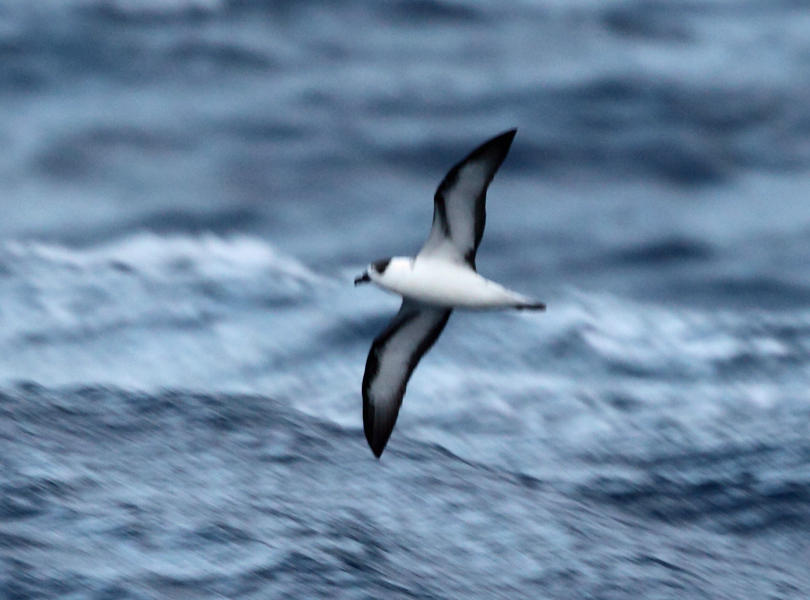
[{"xmin": 372, "ymin": 258, "xmax": 391, "ymax": 274}]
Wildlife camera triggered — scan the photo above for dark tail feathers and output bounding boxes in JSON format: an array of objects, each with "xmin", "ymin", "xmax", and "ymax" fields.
[{"xmin": 515, "ymin": 301, "xmax": 546, "ymax": 311}]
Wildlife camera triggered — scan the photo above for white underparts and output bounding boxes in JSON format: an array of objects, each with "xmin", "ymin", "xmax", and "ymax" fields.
[{"xmin": 369, "ymin": 256, "xmax": 534, "ymax": 309}]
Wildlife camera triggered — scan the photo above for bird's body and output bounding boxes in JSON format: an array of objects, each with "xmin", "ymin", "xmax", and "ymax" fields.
[
  {"xmin": 356, "ymin": 129, "xmax": 544, "ymax": 457},
  {"xmin": 368, "ymin": 256, "xmax": 538, "ymax": 310}
]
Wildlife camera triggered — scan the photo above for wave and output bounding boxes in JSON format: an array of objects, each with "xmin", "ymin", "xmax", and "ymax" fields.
[
  {"xmin": 86, "ymin": 0, "xmax": 227, "ymax": 22},
  {"xmin": 580, "ymin": 452, "xmax": 810, "ymax": 534},
  {"xmin": 1, "ymin": 232, "xmax": 323, "ymax": 284},
  {"xmin": 2, "ymin": 384, "xmax": 808, "ymax": 598},
  {"xmin": 609, "ymin": 237, "xmax": 714, "ymax": 267},
  {"xmin": 1, "ymin": 245, "xmax": 807, "ymax": 406},
  {"xmin": 0, "ymin": 233, "xmax": 332, "ymax": 391}
]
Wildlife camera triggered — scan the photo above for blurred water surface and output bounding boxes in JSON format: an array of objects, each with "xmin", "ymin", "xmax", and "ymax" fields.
[{"xmin": 1, "ymin": 0, "xmax": 810, "ymax": 598}]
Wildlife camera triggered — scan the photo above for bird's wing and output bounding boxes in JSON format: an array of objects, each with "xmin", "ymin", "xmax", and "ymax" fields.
[
  {"xmin": 362, "ymin": 299, "xmax": 452, "ymax": 457},
  {"xmin": 417, "ymin": 129, "xmax": 517, "ymax": 270}
]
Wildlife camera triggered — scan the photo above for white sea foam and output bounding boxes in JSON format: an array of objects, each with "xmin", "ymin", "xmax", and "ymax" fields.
[
  {"xmin": 4, "ymin": 233, "xmax": 324, "ymax": 284},
  {"xmin": 0, "ymin": 234, "xmax": 336, "ymax": 391},
  {"xmin": 1, "ymin": 239, "xmax": 808, "ymax": 443}
]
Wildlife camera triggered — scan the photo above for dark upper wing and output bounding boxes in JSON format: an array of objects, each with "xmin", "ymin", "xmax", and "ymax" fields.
[
  {"xmin": 418, "ymin": 129, "xmax": 517, "ymax": 269},
  {"xmin": 362, "ymin": 299, "xmax": 452, "ymax": 458}
]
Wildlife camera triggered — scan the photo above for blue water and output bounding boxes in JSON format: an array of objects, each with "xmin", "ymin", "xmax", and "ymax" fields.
[{"xmin": 2, "ymin": 0, "xmax": 810, "ymax": 597}]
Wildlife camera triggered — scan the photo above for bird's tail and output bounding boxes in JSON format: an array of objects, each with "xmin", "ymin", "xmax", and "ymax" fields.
[{"xmin": 514, "ymin": 300, "xmax": 546, "ymax": 311}]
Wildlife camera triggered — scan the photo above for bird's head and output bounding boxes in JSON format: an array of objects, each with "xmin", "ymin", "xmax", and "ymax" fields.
[{"xmin": 354, "ymin": 257, "xmax": 392, "ymax": 286}]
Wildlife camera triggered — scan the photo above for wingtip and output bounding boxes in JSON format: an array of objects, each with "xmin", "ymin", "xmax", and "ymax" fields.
[
  {"xmin": 494, "ymin": 128, "xmax": 517, "ymax": 144},
  {"xmin": 461, "ymin": 128, "xmax": 518, "ymax": 169},
  {"xmin": 363, "ymin": 407, "xmax": 390, "ymax": 458},
  {"xmin": 365, "ymin": 431, "xmax": 387, "ymax": 458}
]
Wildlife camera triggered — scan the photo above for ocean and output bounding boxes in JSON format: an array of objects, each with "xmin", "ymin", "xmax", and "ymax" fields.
[{"xmin": 1, "ymin": 0, "xmax": 809, "ymax": 598}]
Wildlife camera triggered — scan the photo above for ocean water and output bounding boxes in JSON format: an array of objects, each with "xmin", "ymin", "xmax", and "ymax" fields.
[{"xmin": 2, "ymin": 0, "xmax": 810, "ymax": 598}]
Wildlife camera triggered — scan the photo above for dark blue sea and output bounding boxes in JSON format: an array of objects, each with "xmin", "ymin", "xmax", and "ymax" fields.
[{"xmin": 2, "ymin": 1, "xmax": 810, "ymax": 598}]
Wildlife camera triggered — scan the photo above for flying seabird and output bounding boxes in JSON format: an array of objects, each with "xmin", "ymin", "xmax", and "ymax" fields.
[{"xmin": 355, "ymin": 129, "xmax": 545, "ymax": 458}]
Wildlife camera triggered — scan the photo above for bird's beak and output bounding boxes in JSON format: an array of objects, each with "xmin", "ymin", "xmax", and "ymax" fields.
[{"xmin": 354, "ymin": 272, "xmax": 371, "ymax": 286}]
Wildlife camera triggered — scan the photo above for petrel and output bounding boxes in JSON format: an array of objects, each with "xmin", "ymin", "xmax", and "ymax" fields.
[{"xmin": 355, "ymin": 129, "xmax": 545, "ymax": 457}]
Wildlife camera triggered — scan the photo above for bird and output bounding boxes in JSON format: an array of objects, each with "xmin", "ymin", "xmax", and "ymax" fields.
[{"xmin": 354, "ymin": 129, "xmax": 545, "ymax": 458}]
